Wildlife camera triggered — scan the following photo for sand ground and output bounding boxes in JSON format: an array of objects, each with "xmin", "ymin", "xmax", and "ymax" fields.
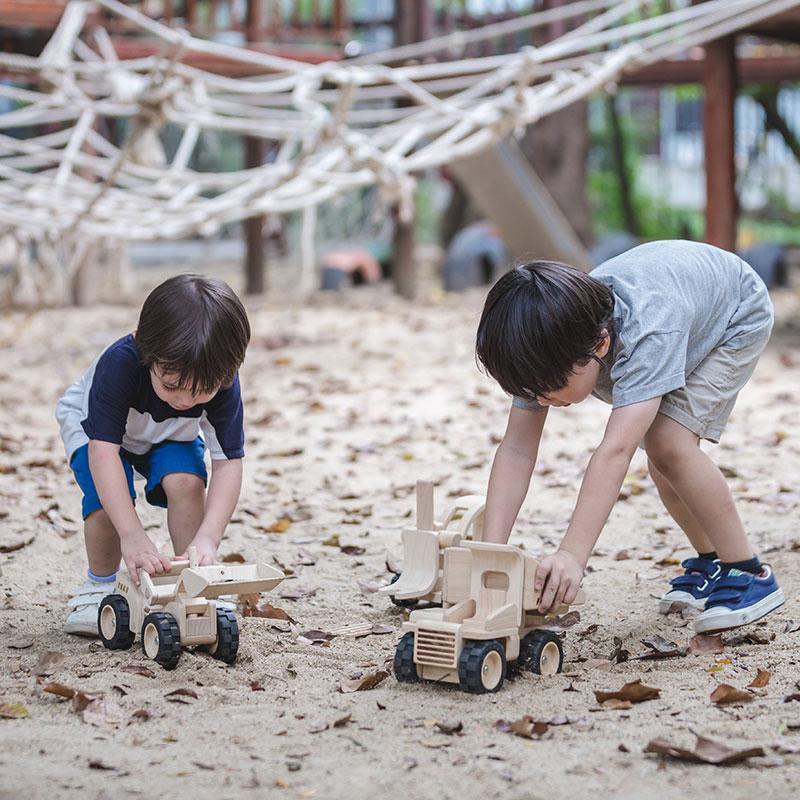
[{"xmin": 1, "ymin": 276, "xmax": 800, "ymax": 800}]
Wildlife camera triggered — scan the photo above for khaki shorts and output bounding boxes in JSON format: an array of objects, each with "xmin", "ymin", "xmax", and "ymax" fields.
[{"xmin": 658, "ymin": 328, "xmax": 771, "ymax": 443}]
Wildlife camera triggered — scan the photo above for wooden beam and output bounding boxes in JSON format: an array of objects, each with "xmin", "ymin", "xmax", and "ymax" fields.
[
  {"xmin": 702, "ymin": 36, "xmax": 737, "ymax": 251},
  {"xmin": 622, "ymin": 55, "xmax": 800, "ymax": 86},
  {"xmin": 243, "ymin": 135, "xmax": 266, "ymax": 295}
]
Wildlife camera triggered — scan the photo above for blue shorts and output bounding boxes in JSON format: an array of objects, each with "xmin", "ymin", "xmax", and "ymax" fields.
[{"xmin": 70, "ymin": 438, "xmax": 208, "ymax": 520}]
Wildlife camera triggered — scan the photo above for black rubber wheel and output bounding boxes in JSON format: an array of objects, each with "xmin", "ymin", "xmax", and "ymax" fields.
[
  {"xmin": 141, "ymin": 612, "xmax": 181, "ymax": 670},
  {"xmin": 393, "ymin": 632, "xmax": 419, "ymax": 683},
  {"xmin": 207, "ymin": 607, "xmax": 240, "ymax": 665},
  {"xmin": 97, "ymin": 594, "xmax": 135, "ymax": 650},
  {"xmin": 388, "ymin": 573, "xmax": 417, "ymax": 608},
  {"xmin": 458, "ymin": 640, "xmax": 506, "ymax": 694},
  {"xmin": 519, "ymin": 630, "xmax": 564, "ymax": 676}
]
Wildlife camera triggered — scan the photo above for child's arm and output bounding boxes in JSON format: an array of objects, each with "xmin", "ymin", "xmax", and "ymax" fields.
[
  {"xmin": 535, "ymin": 397, "xmax": 662, "ymax": 613},
  {"xmin": 483, "ymin": 405, "xmax": 548, "ymax": 544},
  {"xmin": 88, "ymin": 440, "xmax": 173, "ymax": 584},
  {"xmin": 182, "ymin": 457, "xmax": 243, "ymax": 565}
]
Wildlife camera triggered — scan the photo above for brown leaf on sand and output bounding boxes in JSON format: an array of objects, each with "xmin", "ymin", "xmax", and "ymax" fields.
[
  {"xmin": 42, "ymin": 682, "xmax": 98, "ymax": 712},
  {"xmin": 339, "ymin": 668, "xmax": 390, "ymax": 694},
  {"xmin": 121, "ymin": 665, "xmax": 156, "ymax": 679},
  {"xmin": 0, "ymin": 702, "xmax": 28, "ymax": 719},
  {"xmin": 638, "ymin": 634, "xmax": 686, "ymax": 659},
  {"xmin": 595, "ymin": 679, "xmax": 660, "ymax": 705},
  {"xmin": 165, "ymin": 688, "xmax": 199, "ymax": 701},
  {"xmin": 221, "ymin": 552, "xmax": 246, "ymax": 563},
  {"xmin": 645, "ymin": 732, "xmax": 765, "ymax": 765},
  {"xmin": 688, "ymin": 633, "xmax": 724, "ymax": 655},
  {"xmin": 710, "ymin": 684, "xmax": 754, "ymax": 705},
  {"xmin": 747, "ymin": 669, "xmax": 771, "ymax": 689},
  {"xmin": 240, "ymin": 595, "xmax": 297, "ymax": 624},
  {"xmin": 298, "ymin": 629, "xmax": 335, "ymax": 645},
  {"xmin": 598, "ymin": 699, "xmax": 633, "ymax": 711},
  {"xmin": 495, "ymin": 717, "xmax": 549, "ymax": 739},
  {"xmin": 34, "ymin": 650, "xmax": 64, "ymax": 676},
  {"xmin": 608, "ymin": 637, "xmax": 630, "ymax": 664}
]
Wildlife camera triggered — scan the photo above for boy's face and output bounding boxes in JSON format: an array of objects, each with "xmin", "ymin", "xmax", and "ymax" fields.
[
  {"xmin": 535, "ymin": 331, "xmax": 611, "ymax": 408},
  {"xmin": 150, "ymin": 365, "xmax": 218, "ymax": 410}
]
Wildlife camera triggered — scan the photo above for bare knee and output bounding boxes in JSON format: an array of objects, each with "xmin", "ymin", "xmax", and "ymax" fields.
[
  {"xmin": 161, "ymin": 472, "xmax": 205, "ymax": 502},
  {"xmin": 645, "ymin": 435, "xmax": 689, "ymax": 482}
]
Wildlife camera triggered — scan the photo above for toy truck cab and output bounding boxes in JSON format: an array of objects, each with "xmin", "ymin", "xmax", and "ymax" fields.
[
  {"xmin": 394, "ymin": 541, "xmax": 583, "ymax": 693},
  {"xmin": 98, "ymin": 549, "xmax": 284, "ymax": 670}
]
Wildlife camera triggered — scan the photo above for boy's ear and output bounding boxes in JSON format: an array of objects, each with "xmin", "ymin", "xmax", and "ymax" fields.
[{"xmin": 595, "ymin": 329, "xmax": 611, "ymax": 358}]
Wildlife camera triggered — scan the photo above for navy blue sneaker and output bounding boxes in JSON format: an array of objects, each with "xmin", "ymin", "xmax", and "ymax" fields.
[
  {"xmin": 659, "ymin": 557, "xmax": 722, "ymax": 614},
  {"xmin": 694, "ymin": 565, "xmax": 785, "ymax": 633}
]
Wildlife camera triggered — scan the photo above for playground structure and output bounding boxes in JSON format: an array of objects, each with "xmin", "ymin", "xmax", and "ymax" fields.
[
  {"xmin": 3, "ymin": 0, "xmax": 800, "ymax": 303},
  {"xmin": 394, "ymin": 540, "xmax": 585, "ymax": 693},
  {"xmin": 380, "ymin": 480, "xmax": 486, "ymax": 607},
  {"xmin": 97, "ymin": 546, "xmax": 285, "ymax": 669}
]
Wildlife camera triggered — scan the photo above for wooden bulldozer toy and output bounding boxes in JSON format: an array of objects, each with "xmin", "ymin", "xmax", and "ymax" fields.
[
  {"xmin": 97, "ymin": 547, "xmax": 285, "ymax": 670},
  {"xmin": 379, "ymin": 480, "xmax": 486, "ymax": 607}
]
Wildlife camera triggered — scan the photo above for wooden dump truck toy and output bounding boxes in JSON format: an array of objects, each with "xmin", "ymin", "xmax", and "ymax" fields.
[
  {"xmin": 380, "ymin": 480, "xmax": 486, "ymax": 607},
  {"xmin": 97, "ymin": 548, "xmax": 285, "ymax": 670},
  {"xmin": 394, "ymin": 540, "xmax": 585, "ymax": 693}
]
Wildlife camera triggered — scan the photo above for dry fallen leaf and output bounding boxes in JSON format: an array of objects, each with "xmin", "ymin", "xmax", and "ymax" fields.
[
  {"xmin": 298, "ymin": 629, "xmax": 335, "ymax": 645},
  {"xmin": 496, "ymin": 716, "xmax": 548, "ymax": 739},
  {"xmin": 339, "ymin": 668, "xmax": 389, "ymax": 694},
  {"xmin": 34, "ymin": 650, "xmax": 64, "ymax": 676},
  {"xmin": 221, "ymin": 552, "xmax": 246, "ymax": 563},
  {"xmin": 165, "ymin": 688, "xmax": 199, "ymax": 701},
  {"xmin": 121, "ymin": 665, "xmax": 156, "ymax": 679},
  {"xmin": 241, "ymin": 595, "xmax": 297, "ymax": 623},
  {"xmin": 0, "ymin": 702, "xmax": 28, "ymax": 719},
  {"xmin": 279, "ymin": 586, "xmax": 318, "ymax": 601},
  {"xmin": 645, "ymin": 732, "xmax": 765, "ymax": 765},
  {"xmin": 608, "ymin": 637, "xmax": 630, "ymax": 664},
  {"xmin": 638, "ymin": 634, "xmax": 686, "ymax": 659},
  {"xmin": 710, "ymin": 684, "xmax": 754, "ymax": 706},
  {"xmin": 598, "ymin": 699, "xmax": 633, "ymax": 711},
  {"xmin": 747, "ymin": 669, "xmax": 771, "ymax": 689},
  {"xmin": 595, "ymin": 679, "xmax": 660, "ymax": 705},
  {"xmin": 688, "ymin": 633, "xmax": 725, "ymax": 655}
]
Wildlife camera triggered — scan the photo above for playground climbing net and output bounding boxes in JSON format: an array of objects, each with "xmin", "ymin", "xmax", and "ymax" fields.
[{"xmin": 0, "ymin": 0, "xmax": 798, "ymax": 292}]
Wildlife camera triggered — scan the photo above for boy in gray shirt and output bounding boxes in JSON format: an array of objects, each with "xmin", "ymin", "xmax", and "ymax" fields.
[{"xmin": 476, "ymin": 240, "xmax": 783, "ymax": 633}]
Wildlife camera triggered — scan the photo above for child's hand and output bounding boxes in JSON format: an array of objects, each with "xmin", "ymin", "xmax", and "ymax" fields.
[
  {"xmin": 177, "ymin": 534, "xmax": 218, "ymax": 566},
  {"xmin": 121, "ymin": 531, "xmax": 173, "ymax": 586},
  {"xmin": 535, "ymin": 550, "xmax": 584, "ymax": 614}
]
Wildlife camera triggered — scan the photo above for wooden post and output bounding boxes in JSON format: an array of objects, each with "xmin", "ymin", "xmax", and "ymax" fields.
[
  {"xmin": 242, "ymin": 2, "xmax": 266, "ymax": 294},
  {"xmin": 391, "ymin": 0, "xmax": 431, "ymax": 300},
  {"xmin": 243, "ymin": 135, "xmax": 266, "ymax": 294},
  {"xmin": 700, "ymin": 10, "xmax": 738, "ymax": 252},
  {"xmin": 244, "ymin": 0, "xmax": 262, "ymax": 42}
]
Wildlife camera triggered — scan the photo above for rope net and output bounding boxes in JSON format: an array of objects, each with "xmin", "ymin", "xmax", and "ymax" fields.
[{"xmin": 0, "ymin": 0, "xmax": 797, "ymax": 246}]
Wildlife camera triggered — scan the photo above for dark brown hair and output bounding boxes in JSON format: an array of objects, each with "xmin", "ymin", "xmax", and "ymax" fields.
[
  {"xmin": 135, "ymin": 274, "xmax": 250, "ymax": 393},
  {"xmin": 476, "ymin": 261, "xmax": 613, "ymax": 403}
]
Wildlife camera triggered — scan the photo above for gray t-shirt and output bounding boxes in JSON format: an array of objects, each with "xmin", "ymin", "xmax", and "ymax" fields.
[{"xmin": 513, "ymin": 240, "xmax": 773, "ymax": 410}]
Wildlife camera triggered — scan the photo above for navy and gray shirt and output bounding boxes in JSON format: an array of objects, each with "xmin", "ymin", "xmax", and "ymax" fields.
[{"xmin": 56, "ymin": 334, "xmax": 244, "ymax": 463}]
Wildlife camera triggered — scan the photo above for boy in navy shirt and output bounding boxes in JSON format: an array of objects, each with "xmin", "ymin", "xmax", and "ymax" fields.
[
  {"xmin": 476, "ymin": 241, "xmax": 783, "ymax": 634},
  {"xmin": 56, "ymin": 274, "xmax": 250, "ymax": 635}
]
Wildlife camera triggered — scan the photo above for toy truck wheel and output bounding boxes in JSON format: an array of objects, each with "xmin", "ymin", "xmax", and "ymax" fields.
[
  {"xmin": 520, "ymin": 630, "xmax": 564, "ymax": 676},
  {"xmin": 97, "ymin": 594, "xmax": 135, "ymax": 650},
  {"xmin": 206, "ymin": 608, "xmax": 240, "ymax": 665},
  {"xmin": 141, "ymin": 612, "xmax": 181, "ymax": 670},
  {"xmin": 388, "ymin": 573, "xmax": 417, "ymax": 608},
  {"xmin": 458, "ymin": 640, "xmax": 506, "ymax": 694},
  {"xmin": 393, "ymin": 632, "xmax": 419, "ymax": 683}
]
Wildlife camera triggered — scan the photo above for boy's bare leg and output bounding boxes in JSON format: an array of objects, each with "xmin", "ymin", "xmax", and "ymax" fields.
[
  {"xmin": 84, "ymin": 509, "xmax": 121, "ymax": 576},
  {"xmin": 647, "ymin": 460, "xmax": 715, "ymax": 556},
  {"xmin": 644, "ymin": 415, "xmax": 752, "ymax": 563},
  {"xmin": 162, "ymin": 472, "xmax": 206, "ymax": 556}
]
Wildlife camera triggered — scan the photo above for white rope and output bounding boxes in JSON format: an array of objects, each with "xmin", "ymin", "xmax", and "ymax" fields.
[{"xmin": 0, "ymin": 0, "xmax": 795, "ymax": 244}]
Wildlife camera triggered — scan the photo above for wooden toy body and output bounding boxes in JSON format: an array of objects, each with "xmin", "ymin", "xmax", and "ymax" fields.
[
  {"xmin": 380, "ymin": 481, "xmax": 486, "ymax": 605},
  {"xmin": 400, "ymin": 541, "xmax": 584, "ymax": 688}
]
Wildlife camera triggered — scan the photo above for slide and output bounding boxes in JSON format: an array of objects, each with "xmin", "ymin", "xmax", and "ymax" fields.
[{"xmin": 448, "ymin": 138, "xmax": 591, "ymax": 270}]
